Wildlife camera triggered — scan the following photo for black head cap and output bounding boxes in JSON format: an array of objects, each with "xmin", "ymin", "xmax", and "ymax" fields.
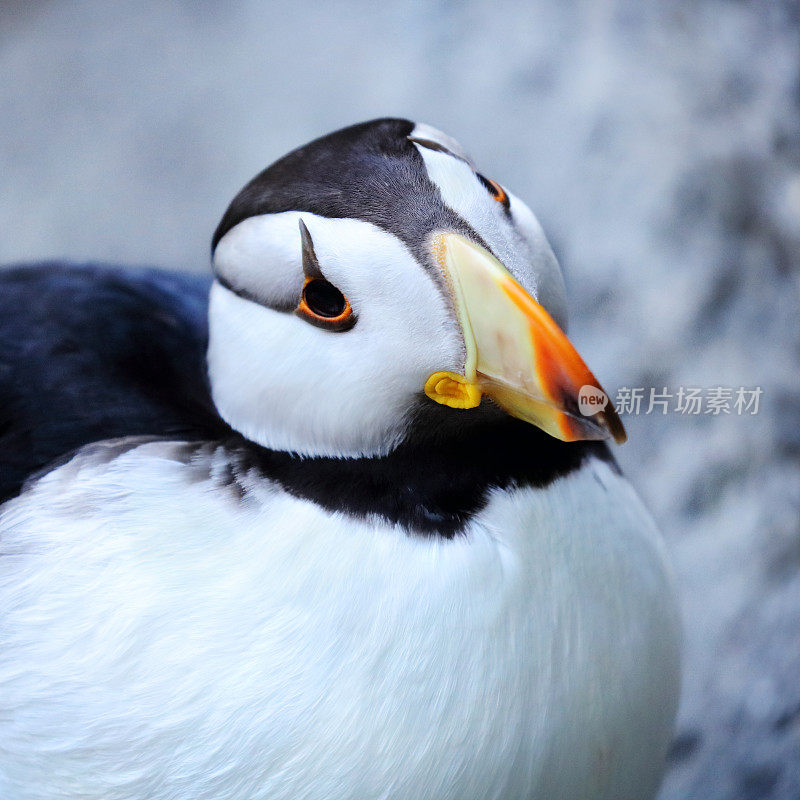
[{"xmin": 211, "ymin": 118, "xmax": 482, "ymax": 262}]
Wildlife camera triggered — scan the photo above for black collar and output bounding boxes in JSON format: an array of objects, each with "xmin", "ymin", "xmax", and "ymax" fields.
[{"xmin": 218, "ymin": 402, "xmax": 616, "ymax": 538}]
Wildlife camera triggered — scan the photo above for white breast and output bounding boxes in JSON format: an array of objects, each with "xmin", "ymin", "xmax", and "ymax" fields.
[{"xmin": 0, "ymin": 439, "xmax": 680, "ymax": 800}]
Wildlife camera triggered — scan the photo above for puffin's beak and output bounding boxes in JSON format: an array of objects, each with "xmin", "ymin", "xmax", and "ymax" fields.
[{"xmin": 425, "ymin": 233, "xmax": 626, "ymax": 444}]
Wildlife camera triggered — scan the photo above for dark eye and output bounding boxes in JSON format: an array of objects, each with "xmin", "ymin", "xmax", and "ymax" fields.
[
  {"xmin": 303, "ymin": 278, "xmax": 345, "ymax": 317},
  {"xmin": 296, "ymin": 278, "xmax": 355, "ymax": 331},
  {"xmin": 477, "ymin": 173, "xmax": 510, "ymax": 210}
]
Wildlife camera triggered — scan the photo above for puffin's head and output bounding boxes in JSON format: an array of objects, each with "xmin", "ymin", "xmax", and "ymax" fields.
[{"xmin": 208, "ymin": 118, "xmax": 625, "ymax": 457}]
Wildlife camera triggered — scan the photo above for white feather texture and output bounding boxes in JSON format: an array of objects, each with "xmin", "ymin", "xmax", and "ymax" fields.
[
  {"xmin": 0, "ymin": 440, "xmax": 680, "ymax": 800},
  {"xmin": 209, "ymin": 214, "xmax": 465, "ymax": 457}
]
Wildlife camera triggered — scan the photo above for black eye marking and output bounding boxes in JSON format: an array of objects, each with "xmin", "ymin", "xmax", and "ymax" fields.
[
  {"xmin": 407, "ymin": 135, "xmax": 473, "ymax": 167},
  {"xmin": 476, "ymin": 173, "xmax": 510, "ymax": 210},
  {"xmin": 295, "ymin": 219, "xmax": 356, "ymax": 332},
  {"xmin": 298, "ymin": 218, "xmax": 325, "ymax": 280},
  {"xmin": 407, "ymin": 136, "xmax": 455, "ymax": 156}
]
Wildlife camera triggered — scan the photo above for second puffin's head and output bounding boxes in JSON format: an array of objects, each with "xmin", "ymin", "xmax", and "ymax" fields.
[{"xmin": 208, "ymin": 118, "xmax": 624, "ymax": 457}]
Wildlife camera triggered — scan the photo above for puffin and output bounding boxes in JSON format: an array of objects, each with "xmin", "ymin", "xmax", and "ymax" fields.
[{"xmin": 0, "ymin": 119, "xmax": 680, "ymax": 800}]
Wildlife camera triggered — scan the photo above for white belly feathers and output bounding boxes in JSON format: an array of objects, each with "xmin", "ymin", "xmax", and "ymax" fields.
[{"xmin": 0, "ymin": 438, "xmax": 680, "ymax": 800}]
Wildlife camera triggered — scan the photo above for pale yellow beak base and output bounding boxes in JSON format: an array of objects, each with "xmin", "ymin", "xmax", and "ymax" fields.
[{"xmin": 427, "ymin": 233, "xmax": 626, "ymax": 445}]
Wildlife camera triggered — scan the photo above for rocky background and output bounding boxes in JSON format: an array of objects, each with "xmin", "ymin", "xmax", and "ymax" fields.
[{"xmin": 1, "ymin": 1, "xmax": 798, "ymax": 797}]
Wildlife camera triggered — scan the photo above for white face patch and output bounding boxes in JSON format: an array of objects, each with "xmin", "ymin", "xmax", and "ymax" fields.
[
  {"xmin": 410, "ymin": 123, "xmax": 568, "ymax": 330},
  {"xmin": 209, "ymin": 214, "xmax": 464, "ymax": 457}
]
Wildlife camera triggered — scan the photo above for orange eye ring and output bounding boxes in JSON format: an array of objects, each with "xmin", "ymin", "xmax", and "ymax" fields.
[
  {"xmin": 477, "ymin": 173, "xmax": 510, "ymax": 210},
  {"xmin": 295, "ymin": 277, "xmax": 356, "ymax": 332}
]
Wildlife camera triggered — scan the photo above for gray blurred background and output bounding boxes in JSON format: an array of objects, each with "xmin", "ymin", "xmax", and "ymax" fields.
[{"xmin": 2, "ymin": 1, "xmax": 798, "ymax": 797}]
